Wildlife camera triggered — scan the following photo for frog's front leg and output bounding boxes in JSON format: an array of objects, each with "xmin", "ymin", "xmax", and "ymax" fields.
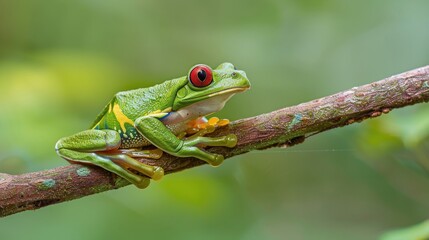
[
  {"xmin": 135, "ymin": 116, "xmax": 237, "ymax": 166},
  {"xmin": 55, "ymin": 129, "xmax": 163, "ymax": 188}
]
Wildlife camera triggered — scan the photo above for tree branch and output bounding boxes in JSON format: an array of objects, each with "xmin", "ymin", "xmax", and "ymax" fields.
[{"xmin": 1, "ymin": 65, "xmax": 429, "ymax": 217}]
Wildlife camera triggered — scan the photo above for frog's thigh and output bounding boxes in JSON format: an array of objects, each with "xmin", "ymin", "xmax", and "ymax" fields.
[
  {"xmin": 55, "ymin": 129, "xmax": 121, "ymax": 151},
  {"xmin": 56, "ymin": 129, "xmax": 149, "ymax": 188}
]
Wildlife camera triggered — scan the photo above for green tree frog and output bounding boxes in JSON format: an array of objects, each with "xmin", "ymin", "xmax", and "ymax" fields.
[{"xmin": 55, "ymin": 63, "xmax": 250, "ymax": 188}]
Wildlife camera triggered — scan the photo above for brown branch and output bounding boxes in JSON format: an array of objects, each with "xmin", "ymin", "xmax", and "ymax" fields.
[{"xmin": 1, "ymin": 65, "xmax": 429, "ymax": 217}]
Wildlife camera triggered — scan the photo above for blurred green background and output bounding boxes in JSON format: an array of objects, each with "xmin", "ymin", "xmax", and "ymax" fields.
[{"xmin": 1, "ymin": 0, "xmax": 429, "ymax": 239}]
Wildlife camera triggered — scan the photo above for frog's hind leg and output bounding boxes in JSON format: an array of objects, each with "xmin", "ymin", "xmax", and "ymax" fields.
[
  {"xmin": 55, "ymin": 129, "xmax": 156, "ymax": 188},
  {"xmin": 119, "ymin": 148, "xmax": 163, "ymax": 159},
  {"xmin": 99, "ymin": 153, "xmax": 164, "ymax": 181},
  {"xmin": 114, "ymin": 148, "xmax": 164, "ymax": 179},
  {"xmin": 58, "ymin": 148, "xmax": 150, "ymax": 188}
]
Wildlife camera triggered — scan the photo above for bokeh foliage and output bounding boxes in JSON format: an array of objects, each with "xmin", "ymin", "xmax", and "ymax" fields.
[{"xmin": 1, "ymin": 0, "xmax": 429, "ymax": 239}]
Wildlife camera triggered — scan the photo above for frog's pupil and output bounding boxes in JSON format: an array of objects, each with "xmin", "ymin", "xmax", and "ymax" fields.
[{"xmin": 197, "ymin": 70, "xmax": 206, "ymax": 81}]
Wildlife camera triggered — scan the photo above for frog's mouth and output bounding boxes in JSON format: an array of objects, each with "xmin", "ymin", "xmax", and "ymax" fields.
[
  {"xmin": 207, "ymin": 86, "xmax": 250, "ymax": 98},
  {"xmin": 181, "ymin": 86, "xmax": 250, "ymax": 104}
]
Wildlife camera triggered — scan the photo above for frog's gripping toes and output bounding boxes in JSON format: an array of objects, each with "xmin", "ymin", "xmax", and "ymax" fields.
[
  {"xmin": 134, "ymin": 116, "xmax": 237, "ymax": 167},
  {"xmin": 55, "ymin": 63, "xmax": 250, "ymax": 188}
]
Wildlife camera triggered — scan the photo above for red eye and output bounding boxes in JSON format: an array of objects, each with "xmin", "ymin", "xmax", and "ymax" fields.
[{"xmin": 188, "ymin": 64, "xmax": 213, "ymax": 88}]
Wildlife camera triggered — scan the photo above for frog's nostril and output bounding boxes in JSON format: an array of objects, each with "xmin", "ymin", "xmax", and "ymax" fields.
[{"xmin": 237, "ymin": 70, "xmax": 247, "ymax": 78}]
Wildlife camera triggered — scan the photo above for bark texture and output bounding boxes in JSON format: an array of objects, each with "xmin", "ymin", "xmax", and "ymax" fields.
[{"xmin": 1, "ymin": 65, "xmax": 429, "ymax": 217}]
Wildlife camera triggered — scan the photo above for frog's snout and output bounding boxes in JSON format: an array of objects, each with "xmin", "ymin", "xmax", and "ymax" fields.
[
  {"xmin": 235, "ymin": 70, "xmax": 248, "ymax": 79},
  {"xmin": 233, "ymin": 70, "xmax": 251, "ymax": 89}
]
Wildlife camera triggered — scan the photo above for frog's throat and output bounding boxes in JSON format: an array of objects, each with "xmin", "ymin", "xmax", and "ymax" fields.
[{"xmin": 161, "ymin": 87, "xmax": 248, "ymax": 126}]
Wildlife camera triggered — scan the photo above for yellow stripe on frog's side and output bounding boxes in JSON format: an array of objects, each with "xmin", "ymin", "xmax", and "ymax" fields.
[
  {"xmin": 162, "ymin": 107, "xmax": 172, "ymax": 113},
  {"xmin": 112, "ymin": 103, "xmax": 134, "ymax": 132},
  {"xmin": 147, "ymin": 107, "xmax": 172, "ymax": 119}
]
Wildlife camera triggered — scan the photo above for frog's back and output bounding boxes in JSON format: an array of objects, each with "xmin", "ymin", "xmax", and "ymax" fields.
[
  {"xmin": 89, "ymin": 93, "xmax": 154, "ymax": 148},
  {"xmin": 89, "ymin": 87, "xmax": 156, "ymax": 129},
  {"xmin": 89, "ymin": 78, "xmax": 187, "ymax": 148}
]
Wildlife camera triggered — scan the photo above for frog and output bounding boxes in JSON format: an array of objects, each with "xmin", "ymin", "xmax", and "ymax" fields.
[{"xmin": 55, "ymin": 62, "xmax": 250, "ymax": 188}]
